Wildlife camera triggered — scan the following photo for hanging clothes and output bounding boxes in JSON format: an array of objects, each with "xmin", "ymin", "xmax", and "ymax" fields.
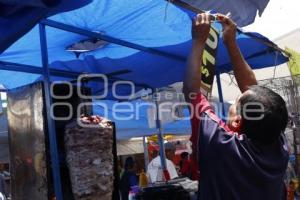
[{"xmin": 286, "ymin": 47, "xmax": 300, "ymax": 76}]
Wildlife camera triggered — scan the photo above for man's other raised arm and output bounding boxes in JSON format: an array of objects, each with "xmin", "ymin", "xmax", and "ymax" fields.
[{"xmin": 219, "ymin": 15, "xmax": 257, "ymax": 93}]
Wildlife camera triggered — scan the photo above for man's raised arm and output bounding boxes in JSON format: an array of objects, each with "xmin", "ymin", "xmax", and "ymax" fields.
[
  {"xmin": 183, "ymin": 13, "xmax": 211, "ymax": 102},
  {"xmin": 219, "ymin": 16, "xmax": 257, "ymax": 93}
]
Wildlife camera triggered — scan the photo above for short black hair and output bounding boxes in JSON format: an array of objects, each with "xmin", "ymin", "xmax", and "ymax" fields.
[
  {"xmin": 124, "ymin": 156, "xmax": 134, "ymax": 171},
  {"xmin": 180, "ymin": 152, "xmax": 189, "ymax": 159},
  {"xmin": 238, "ymin": 85, "xmax": 288, "ymax": 145}
]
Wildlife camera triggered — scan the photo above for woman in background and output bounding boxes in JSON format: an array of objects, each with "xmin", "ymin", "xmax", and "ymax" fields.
[{"xmin": 119, "ymin": 157, "xmax": 138, "ymax": 200}]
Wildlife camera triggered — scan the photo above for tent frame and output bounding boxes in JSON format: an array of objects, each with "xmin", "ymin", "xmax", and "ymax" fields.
[
  {"xmin": 0, "ymin": 19, "xmax": 225, "ymax": 200},
  {"xmin": 39, "ymin": 23, "xmax": 64, "ymax": 200},
  {"xmin": 41, "ymin": 19, "xmax": 187, "ymax": 61}
]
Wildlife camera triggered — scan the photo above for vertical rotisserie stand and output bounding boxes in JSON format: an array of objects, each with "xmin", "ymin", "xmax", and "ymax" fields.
[{"xmin": 7, "ymin": 81, "xmax": 119, "ymax": 200}]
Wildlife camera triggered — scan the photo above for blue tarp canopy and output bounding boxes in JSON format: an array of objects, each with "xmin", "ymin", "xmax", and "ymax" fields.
[
  {"xmin": 0, "ymin": 0, "xmax": 289, "ymax": 137},
  {"xmin": 0, "ymin": 1, "xmax": 289, "ymax": 197},
  {"xmin": 93, "ymin": 100, "xmax": 192, "ymax": 139},
  {"xmin": 0, "ymin": 0, "xmax": 288, "ymax": 96},
  {"xmin": 0, "ymin": 0, "xmax": 92, "ymax": 53}
]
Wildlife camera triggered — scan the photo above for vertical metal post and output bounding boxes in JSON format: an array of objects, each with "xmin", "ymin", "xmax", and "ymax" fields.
[
  {"xmin": 292, "ymin": 121, "xmax": 299, "ymax": 175},
  {"xmin": 216, "ymin": 72, "xmax": 225, "ymax": 118},
  {"xmin": 289, "ymin": 80, "xmax": 300, "ymax": 177},
  {"xmin": 154, "ymin": 90, "xmax": 167, "ymax": 171},
  {"xmin": 143, "ymin": 136, "xmax": 149, "ymax": 172},
  {"xmin": 39, "ymin": 23, "xmax": 63, "ymax": 200}
]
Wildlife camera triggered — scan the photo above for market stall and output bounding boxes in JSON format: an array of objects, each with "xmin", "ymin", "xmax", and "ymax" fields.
[{"xmin": 0, "ymin": 0, "xmax": 291, "ymax": 199}]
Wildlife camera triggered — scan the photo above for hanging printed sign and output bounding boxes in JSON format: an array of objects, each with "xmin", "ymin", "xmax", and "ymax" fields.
[{"xmin": 200, "ymin": 27, "xmax": 219, "ymax": 97}]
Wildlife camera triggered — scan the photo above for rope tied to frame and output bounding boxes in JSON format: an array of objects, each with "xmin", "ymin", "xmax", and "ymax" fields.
[{"xmin": 164, "ymin": 0, "xmax": 171, "ymax": 22}]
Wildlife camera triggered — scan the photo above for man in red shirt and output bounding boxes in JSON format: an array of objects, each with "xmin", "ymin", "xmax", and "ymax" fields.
[{"xmin": 183, "ymin": 13, "xmax": 289, "ymax": 200}]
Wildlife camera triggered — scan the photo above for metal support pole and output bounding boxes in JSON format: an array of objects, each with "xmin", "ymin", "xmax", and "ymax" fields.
[
  {"xmin": 0, "ymin": 60, "xmax": 81, "ymax": 79},
  {"xmin": 216, "ymin": 72, "xmax": 225, "ymax": 118},
  {"xmin": 39, "ymin": 23, "xmax": 63, "ymax": 200},
  {"xmin": 154, "ymin": 90, "xmax": 167, "ymax": 171},
  {"xmin": 143, "ymin": 136, "xmax": 149, "ymax": 172},
  {"xmin": 41, "ymin": 19, "xmax": 186, "ymax": 62},
  {"xmin": 292, "ymin": 120, "xmax": 299, "ymax": 175}
]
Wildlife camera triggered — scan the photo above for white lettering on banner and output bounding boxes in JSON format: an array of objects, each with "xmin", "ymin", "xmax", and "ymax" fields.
[
  {"xmin": 201, "ymin": 50, "xmax": 216, "ymax": 76},
  {"xmin": 200, "ymin": 27, "xmax": 219, "ymax": 95},
  {"xmin": 204, "ymin": 50, "xmax": 216, "ymax": 65},
  {"xmin": 206, "ymin": 28, "xmax": 218, "ymax": 49}
]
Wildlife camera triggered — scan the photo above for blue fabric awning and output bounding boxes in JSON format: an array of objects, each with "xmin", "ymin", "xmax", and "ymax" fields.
[
  {"xmin": 0, "ymin": 0, "xmax": 92, "ymax": 53},
  {"xmin": 0, "ymin": 0, "xmax": 288, "ymax": 97}
]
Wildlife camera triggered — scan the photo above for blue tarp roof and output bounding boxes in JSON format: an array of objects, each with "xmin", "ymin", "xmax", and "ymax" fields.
[
  {"xmin": 0, "ymin": 0, "xmax": 92, "ymax": 53},
  {"xmin": 0, "ymin": 0, "xmax": 288, "ymax": 94},
  {"xmin": 0, "ymin": 0, "xmax": 289, "ymax": 138},
  {"xmin": 93, "ymin": 100, "xmax": 192, "ymax": 139}
]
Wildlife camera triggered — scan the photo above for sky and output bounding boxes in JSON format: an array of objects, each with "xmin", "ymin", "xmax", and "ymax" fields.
[{"xmin": 244, "ymin": 0, "xmax": 300, "ymax": 40}]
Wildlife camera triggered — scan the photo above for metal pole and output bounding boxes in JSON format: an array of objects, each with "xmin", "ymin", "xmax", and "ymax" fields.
[
  {"xmin": 216, "ymin": 72, "xmax": 225, "ymax": 118},
  {"xmin": 292, "ymin": 120, "xmax": 299, "ymax": 175},
  {"xmin": 143, "ymin": 136, "xmax": 149, "ymax": 172},
  {"xmin": 39, "ymin": 23, "xmax": 63, "ymax": 200},
  {"xmin": 0, "ymin": 60, "xmax": 81, "ymax": 79},
  {"xmin": 41, "ymin": 19, "xmax": 186, "ymax": 62},
  {"xmin": 154, "ymin": 90, "xmax": 167, "ymax": 171}
]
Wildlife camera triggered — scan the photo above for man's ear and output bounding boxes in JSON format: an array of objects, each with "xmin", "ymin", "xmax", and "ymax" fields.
[{"xmin": 231, "ymin": 115, "xmax": 242, "ymax": 132}]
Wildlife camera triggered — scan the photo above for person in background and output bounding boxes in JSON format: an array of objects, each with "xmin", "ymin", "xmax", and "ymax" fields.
[
  {"xmin": 147, "ymin": 142, "xmax": 178, "ymax": 183},
  {"xmin": 119, "ymin": 157, "xmax": 138, "ymax": 200},
  {"xmin": 0, "ymin": 177, "xmax": 6, "ymax": 200},
  {"xmin": 0, "ymin": 164, "xmax": 7, "ymax": 199},
  {"xmin": 183, "ymin": 13, "xmax": 289, "ymax": 200},
  {"xmin": 151, "ymin": 149, "xmax": 158, "ymax": 161},
  {"xmin": 179, "ymin": 152, "xmax": 192, "ymax": 178},
  {"xmin": 0, "ymin": 192, "xmax": 5, "ymax": 200}
]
